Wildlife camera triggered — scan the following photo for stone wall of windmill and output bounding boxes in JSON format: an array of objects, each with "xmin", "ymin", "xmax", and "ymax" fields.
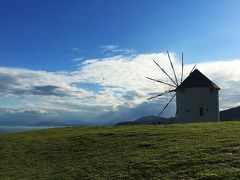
[{"xmin": 176, "ymin": 87, "xmax": 220, "ymax": 123}]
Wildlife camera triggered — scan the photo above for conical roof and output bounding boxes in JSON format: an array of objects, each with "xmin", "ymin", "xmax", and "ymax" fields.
[{"xmin": 176, "ymin": 69, "xmax": 220, "ymax": 90}]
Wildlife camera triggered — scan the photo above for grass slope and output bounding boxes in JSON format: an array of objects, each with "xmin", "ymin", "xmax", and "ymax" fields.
[{"xmin": 1, "ymin": 122, "xmax": 240, "ymax": 179}]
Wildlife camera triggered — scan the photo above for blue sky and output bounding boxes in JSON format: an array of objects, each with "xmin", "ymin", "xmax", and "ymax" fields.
[
  {"xmin": 1, "ymin": 0, "xmax": 240, "ymax": 125},
  {"xmin": 1, "ymin": 0, "xmax": 240, "ymax": 70}
]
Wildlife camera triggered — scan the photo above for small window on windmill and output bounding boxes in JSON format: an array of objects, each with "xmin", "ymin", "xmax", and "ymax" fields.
[
  {"xmin": 200, "ymin": 107, "xmax": 204, "ymax": 116},
  {"xmin": 187, "ymin": 109, "xmax": 190, "ymax": 113}
]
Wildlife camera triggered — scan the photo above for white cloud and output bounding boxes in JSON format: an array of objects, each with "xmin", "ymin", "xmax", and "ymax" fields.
[
  {"xmin": 73, "ymin": 53, "xmax": 240, "ymax": 111},
  {"xmin": 101, "ymin": 44, "xmax": 137, "ymax": 55},
  {"xmin": 0, "ymin": 52, "xmax": 240, "ymax": 124},
  {"xmin": 71, "ymin": 57, "xmax": 85, "ymax": 62},
  {"xmin": 71, "ymin": 48, "xmax": 86, "ymax": 53}
]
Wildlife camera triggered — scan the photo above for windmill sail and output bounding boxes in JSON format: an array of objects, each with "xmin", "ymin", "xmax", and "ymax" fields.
[
  {"xmin": 180, "ymin": 53, "xmax": 184, "ymax": 84},
  {"xmin": 147, "ymin": 90, "xmax": 175, "ymax": 100},
  {"xmin": 153, "ymin": 60, "xmax": 177, "ymax": 86},
  {"xmin": 158, "ymin": 93, "xmax": 176, "ymax": 117},
  {"xmin": 190, "ymin": 64, "xmax": 197, "ymax": 74},
  {"xmin": 146, "ymin": 77, "xmax": 176, "ymax": 88},
  {"xmin": 167, "ymin": 51, "xmax": 178, "ymax": 86}
]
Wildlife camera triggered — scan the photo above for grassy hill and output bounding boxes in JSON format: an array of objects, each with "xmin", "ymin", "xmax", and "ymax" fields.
[{"xmin": 1, "ymin": 122, "xmax": 240, "ymax": 179}]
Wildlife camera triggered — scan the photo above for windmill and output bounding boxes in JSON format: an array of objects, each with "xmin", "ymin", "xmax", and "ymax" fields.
[{"xmin": 147, "ymin": 52, "xmax": 220, "ymax": 123}]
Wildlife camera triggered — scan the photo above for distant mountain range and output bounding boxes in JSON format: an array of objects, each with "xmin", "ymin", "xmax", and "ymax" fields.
[
  {"xmin": 117, "ymin": 106, "xmax": 240, "ymax": 125},
  {"xmin": 117, "ymin": 116, "xmax": 175, "ymax": 125},
  {"xmin": 220, "ymin": 106, "xmax": 240, "ymax": 121},
  {"xmin": 29, "ymin": 121, "xmax": 67, "ymax": 126},
  {"xmin": 1, "ymin": 106, "xmax": 240, "ymax": 127}
]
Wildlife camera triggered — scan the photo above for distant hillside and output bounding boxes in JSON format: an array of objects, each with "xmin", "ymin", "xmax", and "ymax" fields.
[
  {"xmin": 117, "ymin": 115, "xmax": 175, "ymax": 125},
  {"xmin": 220, "ymin": 106, "xmax": 240, "ymax": 121},
  {"xmin": 117, "ymin": 106, "xmax": 240, "ymax": 125},
  {"xmin": 30, "ymin": 121, "xmax": 67, "ymax": 126},
  {"xmin": 1, "ymin": 122, "xmax": 240, "ymax": 179}
]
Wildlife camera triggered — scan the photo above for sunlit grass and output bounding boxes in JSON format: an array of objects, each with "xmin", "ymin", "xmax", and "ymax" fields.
[{"xmin": 0, "ymin": 121, "xmax": 240, "ymax": 179}]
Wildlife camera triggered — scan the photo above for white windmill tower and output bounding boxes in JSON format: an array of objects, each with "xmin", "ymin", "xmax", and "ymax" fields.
[{"xmin": 147, "ymin": 52, "xmax": 220, "ymax": 123}]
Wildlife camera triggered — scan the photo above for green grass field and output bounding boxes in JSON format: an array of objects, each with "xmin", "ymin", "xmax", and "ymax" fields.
[{"xmin": 1, "ymin": 122, "xmax": 240, "ymax": 179}]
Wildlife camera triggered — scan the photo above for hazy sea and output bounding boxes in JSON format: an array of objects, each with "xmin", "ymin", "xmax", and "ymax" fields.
[{"xmin": 0, "ymin": 126, "xmax": 61, "ymax": 134}]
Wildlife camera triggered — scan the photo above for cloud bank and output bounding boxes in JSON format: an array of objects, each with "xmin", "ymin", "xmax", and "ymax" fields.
[{"xmin": 0, "ymin": 52, "xmax": 240, "ymax": 125}]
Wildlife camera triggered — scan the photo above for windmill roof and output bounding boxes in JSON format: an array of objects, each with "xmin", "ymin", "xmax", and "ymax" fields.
[{"xmin": 176, "ymin": 69, "xmax": 220, "ymax": 90}]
